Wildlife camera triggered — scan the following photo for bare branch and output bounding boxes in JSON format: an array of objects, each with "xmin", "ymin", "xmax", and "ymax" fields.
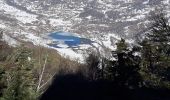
[
  {"xmin": 39, "ymin": 74, "xmax": 55, "ymax": 91},
  {"xmin": 37, "ymin": 54, "xmax": 48, "ymax": 92}
]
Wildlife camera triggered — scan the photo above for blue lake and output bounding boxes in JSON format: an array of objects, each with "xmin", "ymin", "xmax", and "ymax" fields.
[{"xmin": 48, "ymin": 32, "xmax": 93, "ymax": 48}]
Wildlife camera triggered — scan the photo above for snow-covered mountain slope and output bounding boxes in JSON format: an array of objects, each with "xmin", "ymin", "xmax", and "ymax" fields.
[{"xmin": 0, "ymin": 0, "xmax": 170, "ymax": 61}]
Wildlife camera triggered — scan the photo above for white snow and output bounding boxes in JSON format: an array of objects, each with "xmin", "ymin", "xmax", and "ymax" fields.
[
  {"xmin": 0, "ymin": 24, "xmax": 6, "ymax": 29},
  {"xmin": 53, "ymin": 39, "xmax": 75, "ymax": 41},
  {"xmin": 79, "ymin": 44, "xmax": 92, "ymax": 49},
  {"xmin": 12, "ymin": 32, "xmax": 48, "ymax": 46},
  {"xmin": 49, "ymin": 18, "xmax": 71, "ymax": 27},
  {"xmin": 1, "ymin": 0, "xmax": 165, "ymax": 63},
  {"xmin": 0, "ymin": 0, "xmax": 37, "ymax": 24},
  {"xmin": 132, "ymin": 52, "xmax": 141, "ymax": 57},
  {"xmin": 126, "ymin": 39, "xmax": 135, "ymax": 44},
  {"xmin": 57, "ymin": 43, "xmax": 69, "ymax": 48},
  {"xmin": 3, "ymin": 34, "xmax": 19, "ymax": 47},
  {"xmin": 55, "ymin": 32, "xmax": 80, "ymax": 37},
  {"xmin": 126, "ymin": 14, "xmax": 145, "ymax": 21},
  {"xmin": 92, "ymin": 42, "xmax": 100, "ymax": 48},
  {"xmin": 162, "ymin": 0, "xmax": 170, "ymax": 4},
  {"xmin": 13, "ymin": 31, "xmax": 85, "ymax": 62},
  {"xmin": 51, "ymin": 47, "xmax": 84, "ymax": 63},
  {"xmin": 102, "ymin": 34, "xmax": 120, "ymax": 50},
  {"xmin": 143, "ymin": 0, "xmax": 149, "ymax": 4},
  {"xmin": 86, "ymin": 15, "xmax": 92, "ymax": 19}
]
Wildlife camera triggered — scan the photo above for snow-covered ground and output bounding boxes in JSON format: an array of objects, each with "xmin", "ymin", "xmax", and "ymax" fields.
[
  {"xmin": 5, "ymin": 31, "xmax": 86, "ymax": 62},
  {"xmin": 0, "ymin": 0, "xmax": 169, "ymax": 63},
  {"xmin": 2, "ymin": 33, "xmax": 19, "ymax": 46},
  {"xmin": 0, "ymin": 24, "xmax": 6, "ymax": 29},
  {"xmin": 3, "ymin": 30, "xmax": 121, "ymax": 63},
  {"xmin": 52, "ymin": 47, "xmax": 84, "ymax": 63},
  {"xmin": 49, "ymin": 18, "xmax": 72, "ymax": 27},
  {"xmin": 0, "ymin": 0, "xmax": 37, "ymax": 24}
]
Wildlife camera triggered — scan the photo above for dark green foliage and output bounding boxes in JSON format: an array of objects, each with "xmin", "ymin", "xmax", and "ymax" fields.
[
  {"xmin": 0, "ymin": 68, "xmax": 5, "ymax": 97},
  {"xmin": 148, "ymin": 11, "xmax": 170, "ymax": 44},
  {"xmin": 112, "ymin": 39, "xmax": 142, "ymax": 88},
  {"xmin": 84, "ymin": 39, "xmax": 142, "ymax": 88},
  {"xmin": 1, "ymin": 47, "xmax": 37, "ymax": 100},
  {"xmin": 140, "ymin": 11, "xmax": 170, "ymax": 88},
  {"xmin": 0, "ymin": 31, "xmax": 2, "ymax": 40},
  {"xmin": 115, "ymin": 38, "xmax": 128, "ymax": 54}
]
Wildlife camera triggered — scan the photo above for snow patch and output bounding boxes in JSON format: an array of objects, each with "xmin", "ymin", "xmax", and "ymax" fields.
[
  {"xmin": 0, "ymin": 24, "xmax": 6, "ymax": 29},
  {"xmin": 143, "ymin": 0, "xmax": 149, "ymax": 4},
  {"xmin": 3, "ymin": 34, "xmax": 19, "ymax": 47},
  {"xmin": 49, "ymin": 18, "xmax": 71, "ymax": 27},
  {"xmin": 0, "ymin": 0, "xmax": 37, "ymax": 24},
  {"xmin": 52, "ymin": 47, "xmax": 84, "ymax": 63},
  {"xmin": 54, "ymin": 32, "xmax": 80, "ymax": 37}
]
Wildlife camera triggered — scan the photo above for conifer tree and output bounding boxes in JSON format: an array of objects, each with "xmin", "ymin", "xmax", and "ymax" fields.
[
  {"xmin": 0, "ymin": 67, "xmax": 5, "ymax": 98},
  {"xmin": 140, "ymin": 11, "xmax": 170, "ymax": 88},
  {"xmin": 115, "ymin": 38, "xmax": 128, "ymax": 54},
  {"xmin": 1, "ymin": 47, "xmax": 37, "ymax": 100},
  {"xmin": 111, "ymin": 39, "xmax": 141, "ymax": 88}
]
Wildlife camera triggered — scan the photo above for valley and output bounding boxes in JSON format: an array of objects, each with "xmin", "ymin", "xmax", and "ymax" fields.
[{"xmin": 0, "ymin": 0, "xmax": 170, "ymax": 61}]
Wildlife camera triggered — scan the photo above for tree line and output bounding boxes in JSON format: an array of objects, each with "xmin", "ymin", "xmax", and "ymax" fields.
[{"xmin": 85, "ymin": 10, "xmax": 170, "ymax": 89}]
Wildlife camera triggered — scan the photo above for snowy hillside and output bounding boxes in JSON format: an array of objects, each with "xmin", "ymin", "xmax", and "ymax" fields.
[{"xmin": 0, "ymin": 0, "xmax": 170, "ymax": 61}]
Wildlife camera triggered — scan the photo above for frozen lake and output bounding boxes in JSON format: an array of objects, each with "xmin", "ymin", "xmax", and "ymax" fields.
[{"xmin": 48, "ymin": 32, "xmax": 93, "ymax": 48}]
